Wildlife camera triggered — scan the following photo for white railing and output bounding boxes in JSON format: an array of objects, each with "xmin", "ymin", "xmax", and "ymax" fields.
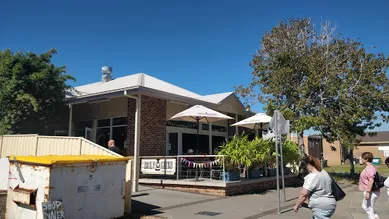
[
  {"xmin": 0, "ymin": 134, "xmax": 132, "ymax": 213},
  {"xmin": 139, "ymin": 155, "xmax": 228, "ymax": 182}
]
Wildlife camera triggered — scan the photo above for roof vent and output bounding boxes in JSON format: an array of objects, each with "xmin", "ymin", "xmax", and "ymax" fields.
[{"xmin": 102, "ymin": 66, "xmax": 112, "ymax": 83}]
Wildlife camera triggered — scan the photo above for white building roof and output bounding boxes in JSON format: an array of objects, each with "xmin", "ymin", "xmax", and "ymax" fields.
[
  {"xmin": 199, "ymin": 92, "xmax": 234, "ymax": 104},
  {"xmin": 67, "ymin": 73, "xmax": 237, "ymax": 106}
]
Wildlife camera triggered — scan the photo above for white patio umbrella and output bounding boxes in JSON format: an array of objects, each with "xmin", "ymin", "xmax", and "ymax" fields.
[
  {"xmin": 231, "ymin": 113, "xmax": 271, "ymax": 138},
  {"xmin": 170, "ymin": 105, "xmax": 234, "ymax": 153}
]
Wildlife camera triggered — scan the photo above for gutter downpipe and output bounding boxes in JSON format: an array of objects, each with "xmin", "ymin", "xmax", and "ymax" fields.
[{"xmin": 124, "ymin": 90, "xmax": 141, "ymax": 193}]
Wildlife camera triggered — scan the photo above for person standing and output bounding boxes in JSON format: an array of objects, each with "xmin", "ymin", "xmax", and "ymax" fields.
[
  {"xmin": 108, "ymin": 140, "xmax": 123, "ymax": 155},
  {"xmin": 359, "ymin": 152, "xmax": 380, "ymax": 219},
  {"xmin": 384, "ymin": 157, "xmax": 389, "ymax": 202},
  {"xmin": 293, "ymin": 156, "xmax": 336, "ymax": 218}
]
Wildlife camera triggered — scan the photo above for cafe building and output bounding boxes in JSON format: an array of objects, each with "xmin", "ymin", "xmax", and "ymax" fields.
[{"xmin": 58, "ymin": 67, "xmax": 252, "ymax": 156}]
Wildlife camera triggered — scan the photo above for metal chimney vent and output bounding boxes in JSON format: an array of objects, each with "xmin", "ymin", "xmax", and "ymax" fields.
[{"xmin": 102, "ymin": 66, "xmax": 112, "ymax": 83}]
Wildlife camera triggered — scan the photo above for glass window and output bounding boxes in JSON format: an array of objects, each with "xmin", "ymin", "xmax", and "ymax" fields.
[
  {"xmin": 202, "ymin": 124, "xmax": 209, "ymax": 131},
  {"xmin": 166, "ymin": 121, "xmax": 197, "ymax": 129},
  {"xmin": 212, "ymin": 125, "xmax": 227, "ymax": 132},
  {"xmin": 73, "ymin": 120, "xmax": 93, "ymax": 129},
  {"xmin": 73, "ymin": 129, "xmax": 86, "ymax": 137},
  {"xmin": 183, "ymin": 133, "xmax": 209, "ymax": 154},
  {"xmin": 96, "ymin": 128, "xmax": 110, "ymax": 147},
  {"xmin": 98, "ymin": 119, "xmax": 111, "ymax": 127},
  {"xmin": 112, "ymin": 126, "xmax": 127, "ymax": 149},
  {"xmin": 113, "ymin": 117, "xmax": 127, "ymax": 126}
]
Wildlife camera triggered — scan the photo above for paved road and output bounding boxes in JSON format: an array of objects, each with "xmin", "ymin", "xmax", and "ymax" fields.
[
  {"xmin": 1, "ymin": 185, "xmax": 388, "ymax": 218},
  {"xmin": 132, "ymin": 184, "xmax": 389, "ymax": 219},
  {"xmin": 0, "ymin": 193, "xmax": 5, "ymax": 218}
]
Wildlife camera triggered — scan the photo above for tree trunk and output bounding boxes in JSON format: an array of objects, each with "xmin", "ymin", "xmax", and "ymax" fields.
[
  {"xmin": 349, "ymin": 149, "xmax": 355, "ymax": 176},
  {"xmin": 298, "ymin": 131, "xmax": 305, "ymax": 158}
]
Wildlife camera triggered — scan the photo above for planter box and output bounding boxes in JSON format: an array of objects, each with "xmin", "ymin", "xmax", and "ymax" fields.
[
  {"xmin": 223, "ymin": 171, "xmax": 240, "ymax": 181},
  {"xmin": 283, "ymin": 167, "xmax": 292, "ymax": 175},
  {"xmin": 249, "ymin": 170, "xmax": 262, "ymax": 179},
  {"xmin": 267, "ymin": 168, "xmax": 277, "ymax": 177},
  {"xmin": 267, "ymin": 168, "xmax": 292, "ymax": 177}
]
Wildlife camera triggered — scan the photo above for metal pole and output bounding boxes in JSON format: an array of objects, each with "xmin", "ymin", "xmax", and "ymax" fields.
[
  {"xmin": 209, "ymin": 123, "xmax": 212, "ymax": 155},
  {"xmin": 275, "ymin": 115, "xmax": 281, "ymax": 214},
  {"xmin": 280, "ymin": 135, "xmax": 286, "ymax": 202},
  {"xmin": 196, "ymin": 119, "xmax": 199, "ymax": 154}
]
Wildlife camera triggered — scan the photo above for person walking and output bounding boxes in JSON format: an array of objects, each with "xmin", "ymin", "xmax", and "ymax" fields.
[
  {"xmin": 384, "ymin": 157, "xmax": 389, "ymax": 202},
  {"xmin": 359, "ymin": 152, "xmax": 380, "ymax": 219},
  {"xmin": 294, "ymin": 156, "xmax": 336, "ymax": 218}
]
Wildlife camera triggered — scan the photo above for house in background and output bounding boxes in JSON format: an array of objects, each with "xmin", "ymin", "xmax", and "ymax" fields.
[
  {"xmin": 354, "ymin": 132, "xmax": 389, "ymax": 164},
  {"xmin": 53, "ymin": 67, "xmax": 253, "ymax": 156},
  {"xmin": 292, "ymin": 131, "xmax": 389, "ymax": 166}
]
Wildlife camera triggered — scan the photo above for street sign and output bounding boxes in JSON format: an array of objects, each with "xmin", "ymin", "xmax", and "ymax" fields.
[
  {"xmin": 269, "ymin": 110, "xmax": 289, "ymax": 134},
  {"xmin": 269, "ymin": 110, "xmax": 291, "ymax": 214}
]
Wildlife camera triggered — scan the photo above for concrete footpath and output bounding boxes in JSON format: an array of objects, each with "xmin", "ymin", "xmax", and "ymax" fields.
[{"xmin": 132, "ymin": 184, "xmax": 389, "ymax": 219}]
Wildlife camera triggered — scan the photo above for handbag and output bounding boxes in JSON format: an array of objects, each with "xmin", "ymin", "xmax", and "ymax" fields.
[
  {"xmin": 331, "ymin": 179, "xmax": 346, "ymax": 201},
  {"xmin": 372, "ymin": 171, "xmax": 387, "ymax": 190}
]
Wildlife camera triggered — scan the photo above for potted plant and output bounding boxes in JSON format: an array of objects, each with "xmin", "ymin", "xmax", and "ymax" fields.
[
  {"xmin": 247, "ymin": 137, "xmax": 270, "ymax": 179},
  {"xmin": 217, "ymin": 135, "xmax": 247, "ymax": 181},
  {"xmin": 281, "ymin": 139, "xmax": 300, "ymax": 175},
  {"xmin": 264, "ymin": 138, "xmax": 300, "ymax": 177}
]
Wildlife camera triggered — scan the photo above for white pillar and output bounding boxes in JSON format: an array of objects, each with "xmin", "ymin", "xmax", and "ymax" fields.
[
  {"xmin": 235, "ymin": 114, "xmax": 239, "ymax": 135},
  {"xmin": 209, "ymin": 123, "xmax": 212, "ymax": 154},
  {"xmin": 133, "ymin": 94, "xmax": 141, "ymax": 192},
  {"xmin": 68, "ymin": 104, "xmax": 73, "ymax": 136}
]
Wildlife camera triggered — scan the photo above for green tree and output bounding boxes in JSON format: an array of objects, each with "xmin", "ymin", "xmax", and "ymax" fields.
[
  {"xmin": 0, "ymin": 49, "xmax": 75, "ymax": 135},
  {"xmin": 236, "ymin": 18, "xmax": 389, "ymax": 174},
  {"xmin": 236, "ymin": 18, "xmax": 318, "ymax": 157},
  {"xmin": 310, "ymin": 31, "xmax": 389, "ymax": 174}
]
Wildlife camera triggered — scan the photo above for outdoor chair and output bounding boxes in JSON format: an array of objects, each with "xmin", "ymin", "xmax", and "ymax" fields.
[
  {"xmin": 186, "ymin": 168, "xmax": 204, "ymax": 179},
  {"xmin": 210, "ymin": 169, "xmax": 222, "ymax": 180}
]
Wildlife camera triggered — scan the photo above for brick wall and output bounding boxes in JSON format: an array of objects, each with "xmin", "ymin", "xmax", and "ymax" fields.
[
  {"xmin": 125, "ymin": 95, "xmax": 167, "ymax": 156},
  {"xmin": 225, "ymin": 176, "xmax": 303, "ymax": 196},
  {"xmin": 126, "ymin": 99, "xmax": 136, "ymax": 156},
  {"xmin": 142, "ymin": 176, "xmax": 303, "ymax": 196},
  {"xmin": 354, "ymin": 145, "xmax": 386, "ymax": 162},
  {"xmin": 140, "ymin": 95, "xmax": 166, "ymax": 156}
]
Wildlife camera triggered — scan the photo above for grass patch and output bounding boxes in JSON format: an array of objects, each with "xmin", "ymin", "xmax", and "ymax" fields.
[
  {"xmin": 324, "ymin": 164, "xmax": 389, "ymax": 175},
  {"xmin": 324, "ymin": 164, "xmax": 389, "ymax": 184}
]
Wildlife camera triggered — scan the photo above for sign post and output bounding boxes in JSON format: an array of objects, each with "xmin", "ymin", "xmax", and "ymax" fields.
[
  {"xmin": 279, "ymin": 120, "xmax": 290, "ymax": 202},
  {"xmin": 275, "ymin": 118, "xmax": 281, "ymax": 214},
  {"xmin": 269, "ymin": 111, "xmax": 290, "ymax": 214}
]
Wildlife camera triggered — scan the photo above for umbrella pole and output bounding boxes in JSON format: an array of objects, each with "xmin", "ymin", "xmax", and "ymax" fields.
[{"xmin": 196, "ymin": 119, "xmax": 199, "ymax": 154}]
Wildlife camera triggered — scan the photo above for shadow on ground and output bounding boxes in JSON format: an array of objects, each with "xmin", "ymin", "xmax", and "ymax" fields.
[{"xmin": 131, "ymin": 199, "xmax": 164, "ymax": 215}]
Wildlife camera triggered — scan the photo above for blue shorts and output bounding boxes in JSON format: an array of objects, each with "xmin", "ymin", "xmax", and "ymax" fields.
[{"xmin": 311, "ymin": 207, "xmax": 336, "ymax": 219}]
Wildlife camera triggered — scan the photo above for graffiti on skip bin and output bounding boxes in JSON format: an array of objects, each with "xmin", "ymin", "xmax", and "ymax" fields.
[
  {"xmin": 42, "ymin": 200, "xmax": 65, "ymax": 219},
  {"xmin": 141, "ymin": 159, "xmax": 176, "ymax": 175}
]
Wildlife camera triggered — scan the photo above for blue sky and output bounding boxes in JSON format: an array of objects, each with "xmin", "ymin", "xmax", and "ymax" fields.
[{"xmin": 1, "ymin": 0, "xmax": 389, "ymax": 133}]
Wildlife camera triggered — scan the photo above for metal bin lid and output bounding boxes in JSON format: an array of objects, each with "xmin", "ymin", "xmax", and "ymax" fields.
[{"xmin": 8, "ymin": 155, "xmax": 129, "ymax": 165}]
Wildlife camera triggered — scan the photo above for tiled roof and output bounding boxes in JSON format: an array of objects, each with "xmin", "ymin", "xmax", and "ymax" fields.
[{"xmin": 360, "ymin": 131, "xmax": 389, "ymax": 143}]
